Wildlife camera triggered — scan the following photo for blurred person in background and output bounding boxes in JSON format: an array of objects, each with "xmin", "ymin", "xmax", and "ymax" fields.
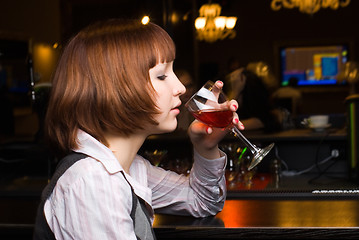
[{"xmin": 226, "ymin": 67, "xmax": 281, "ymax": 132}]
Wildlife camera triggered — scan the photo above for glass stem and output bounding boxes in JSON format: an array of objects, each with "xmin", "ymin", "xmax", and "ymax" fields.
[{"xmin": 231, "ymin": 126, "xmax": 259, "ymax": 154}]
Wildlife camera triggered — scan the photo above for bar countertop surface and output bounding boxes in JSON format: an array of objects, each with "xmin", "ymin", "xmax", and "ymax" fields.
[{"xmin": 153, "ymin": 198, "xmax": 359, "ymax": 239}]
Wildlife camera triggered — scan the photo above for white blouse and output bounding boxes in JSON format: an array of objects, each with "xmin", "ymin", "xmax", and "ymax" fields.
[{"xmin": 44, "ymin": 130, "xmax": 227, "ymax": 240}]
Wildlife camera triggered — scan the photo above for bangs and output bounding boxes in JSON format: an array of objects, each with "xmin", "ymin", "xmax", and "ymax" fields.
[
  {"xmin": 141, "ymin": 22, "xmax": 176, "ymax": 68},
  {"xmin": 153, "ymin": 32, "xmax": 176, "ymax": 65}
]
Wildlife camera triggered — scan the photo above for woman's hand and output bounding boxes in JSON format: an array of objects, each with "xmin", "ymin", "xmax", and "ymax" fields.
[{"xmin": 188, "ymin": 81, "xmax": 244, "ymax": 160}]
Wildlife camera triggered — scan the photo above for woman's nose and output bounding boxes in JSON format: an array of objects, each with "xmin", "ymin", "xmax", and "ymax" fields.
[{"xmin": 174, "ymin": 78, "xmax": 186, "ymax": 96}]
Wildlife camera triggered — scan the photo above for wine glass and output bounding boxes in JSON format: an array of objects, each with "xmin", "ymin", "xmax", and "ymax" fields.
[{"xmin": 185, "ymin": 80, "xmax": 274, "ymax": 170}]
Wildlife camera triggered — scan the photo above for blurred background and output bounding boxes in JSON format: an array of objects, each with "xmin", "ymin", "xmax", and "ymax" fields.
[{"xmin": 0, "ymin": 0, "xmax": 358, "ymax": 180}]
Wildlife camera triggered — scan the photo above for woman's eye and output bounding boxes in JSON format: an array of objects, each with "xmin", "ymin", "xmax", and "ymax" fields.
[{"xmin": 157, "ymin": 75, "xmax": 167, "ymax": 80}]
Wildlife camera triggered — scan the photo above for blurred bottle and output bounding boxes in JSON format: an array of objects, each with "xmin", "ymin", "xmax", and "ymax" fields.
[
  {"xmin": 270, "ymin": 158, "xmax": 281, "ymax": 188},
  {"xmin": 225, "ymin": 158, "xmax": 238, "ymax": 189}
]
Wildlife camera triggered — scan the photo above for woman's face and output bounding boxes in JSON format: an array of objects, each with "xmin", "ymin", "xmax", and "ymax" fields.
[{"xmin": 148, "ymin": 61, "xmax": 186, "ymax": 134}]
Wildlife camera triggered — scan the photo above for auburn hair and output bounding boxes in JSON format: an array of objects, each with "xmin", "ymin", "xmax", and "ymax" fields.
[{"xmin": 45, "ymin": 19, "xmax": 176, "ymax": 158}]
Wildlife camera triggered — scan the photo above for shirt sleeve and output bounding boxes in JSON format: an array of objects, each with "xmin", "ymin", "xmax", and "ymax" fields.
[
  {"xmin": 148, "ymin": 149, "xmax": 227, "ymax": 217},
  {"xmin": 44, "ymin": 161, "xmax": 137, "ymax": 240}
]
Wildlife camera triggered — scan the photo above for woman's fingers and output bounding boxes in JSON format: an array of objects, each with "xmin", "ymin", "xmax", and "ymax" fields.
[
  {"xmin": 190, "ymin": 120, "xmax": 212, "ymax": 134},
  {"xmin": 228, "ymin": 99, "xmax": 238, "ymax": 111},
  {"xmin": 227, "ymin": 99, "xmax": 244, "ymax": 130},
  {"xmin": 212, "ymin": 80, "xmax": 224, "ymax": 100},
  {"xmin": 232, "ymin": 112, "xmax": 244, "ymax": 130}
]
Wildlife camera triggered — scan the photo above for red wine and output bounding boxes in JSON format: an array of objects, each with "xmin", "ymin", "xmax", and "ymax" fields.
[{"xmin": 191, "ymin": 109, "xmax": 233, "ymax": 128}]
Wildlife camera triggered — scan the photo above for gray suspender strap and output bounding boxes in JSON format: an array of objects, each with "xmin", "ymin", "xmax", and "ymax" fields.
[{"xmin": 121, "ymin": 172, "xmax": 156, "ymax": 240}]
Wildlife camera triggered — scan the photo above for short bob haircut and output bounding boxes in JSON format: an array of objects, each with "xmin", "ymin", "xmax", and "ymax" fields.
[{"xmin": 45, "ymin": 18, "xmax": 176, "ymax": 158}]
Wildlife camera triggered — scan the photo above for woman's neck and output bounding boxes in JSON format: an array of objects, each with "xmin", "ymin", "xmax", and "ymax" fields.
[{"xmin": 105, "ymin": 133, "xmax": 146, "ymax": 174}]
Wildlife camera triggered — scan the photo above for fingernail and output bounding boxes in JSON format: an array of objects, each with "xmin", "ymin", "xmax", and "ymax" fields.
[
  {"xmin": 206, "ymin": 127, "xmax": 212, "ymax": 134},
  {"xmin": 216, "ymin": 80, "xmax": 223, "ymax": 87},
  {"xmin": 235, "ymin": 118, "xmax": 239, "ymax": 124},
  {"xmin": 233, "ymin": 105, "xmax": 237, "ymax": 110}
]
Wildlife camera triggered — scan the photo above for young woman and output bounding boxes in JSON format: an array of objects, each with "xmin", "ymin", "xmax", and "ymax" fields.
[{"xmin": 33, "ymin": 18, "xmax": 242, "ymax": 240}]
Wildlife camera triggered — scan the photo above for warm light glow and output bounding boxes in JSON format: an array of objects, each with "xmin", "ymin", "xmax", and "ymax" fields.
[
  {"xmin": 195, "ymin": 17, "xmax": 206, "ymax": 29},
  {"xmin": 35, "ymin": 44, "xmax": 52, "ymax": 61},
  {"xmin": 274, "ymin": 200, "xmax": 359, "ymax": 227},
  {"xmin": 170, "ymin": 12, "xmax": 180, "ymax": 24},
  {"xmin": 141, "ymin": 16, "xmax": 150, "ymax": 25},
  {"xmin": 195, "ymin": 2, "xmax": 237, "ymax": 43},
  {"xmin": 271, "ymin": 0, "xmax": 351, "ymax": 14},
  {"xmin": 214, "ymin": 17, "xmax": 226, "ymax": 29},
  {"xmin": 212, "ymin": 200, "xmax": 250, "ymax": 227},
  {"xmin": 225, "ymin": 17, "xmax": 237, "ymax": 29},
  {"xmin": 33, "ymin": 43, "xmax": 60, "ymax": 83}
]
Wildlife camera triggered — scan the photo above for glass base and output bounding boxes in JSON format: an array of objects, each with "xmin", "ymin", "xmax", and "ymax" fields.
[{"xmin": 248, "ymin": 143, "xmax": 275, "ymax": 170}]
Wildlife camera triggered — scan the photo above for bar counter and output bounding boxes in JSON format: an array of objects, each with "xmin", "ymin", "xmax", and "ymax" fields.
[
  {"xmin": 1, "ymin": 194, "xmax": 359, "ymax": 239},
  {"xmin": 153, "ymin": 199, "xmax": 359, "ymax": 239}
]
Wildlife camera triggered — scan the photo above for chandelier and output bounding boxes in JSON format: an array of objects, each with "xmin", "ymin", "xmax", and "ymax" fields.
[
  {"xmin": 270, "ymin": 0, "xmax": 351, "ymax": 15},
  {"xmin": 195, "ymin": 2, "xmax": 237, "ymax": 43}
]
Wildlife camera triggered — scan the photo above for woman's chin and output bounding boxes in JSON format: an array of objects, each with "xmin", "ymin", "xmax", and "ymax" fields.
[
  {"xmin": 164, "ymin": 125, "xmax": 178, "ymax": 134},
  {"xmin": 162, "ymin": 122, "xmax": 178, "ymax": 133},
  {"xmin": 148, "ymin": 117, "xmax": 179, "ymax": 135}
]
